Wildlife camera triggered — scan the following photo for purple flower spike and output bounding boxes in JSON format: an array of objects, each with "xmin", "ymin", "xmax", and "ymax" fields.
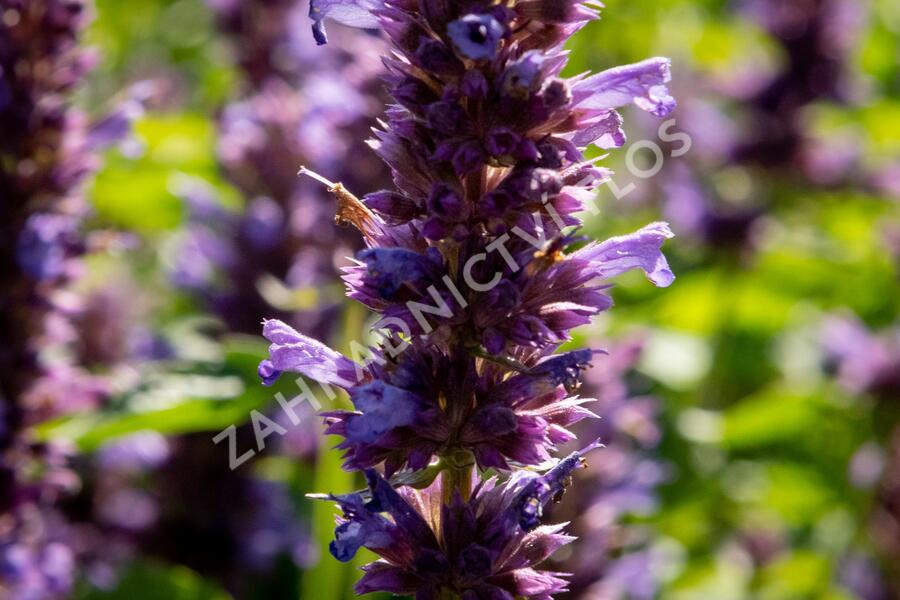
[
  {"xmin": 262, "ymin": 3, "xmax": 676, "ymax": 597},
  {"xmin": 0, "ymin": 2, "xmax": 143, "ymax": 596}
]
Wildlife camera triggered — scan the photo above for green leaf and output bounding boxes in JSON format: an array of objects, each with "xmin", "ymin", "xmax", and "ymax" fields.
[
  {"xmin": 88, "ymin": 114, "xmax": 228, "ymax": 233},
  {"xmin": 35, "ymin": 391, "xmax": 268, "ymax": 452},
  {"xmin": 76, "ymin": 560, "xmax": 231, "ymax": 600},
  {"xmin": 90, "ymin": 165, "xmax": 185, "ymax": 232},
  {"xmin": 758, "ymin": 551, "xmax": 831, "ymax": 600},
  {"xmin": 722, "ymin": 388, "xmax": 820, "ymax": 450}
]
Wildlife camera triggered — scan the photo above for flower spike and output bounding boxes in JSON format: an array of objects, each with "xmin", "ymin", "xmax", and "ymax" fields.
[{"xmin": 261, "ymin": 2, "xmax": 676, "ymax": 597}]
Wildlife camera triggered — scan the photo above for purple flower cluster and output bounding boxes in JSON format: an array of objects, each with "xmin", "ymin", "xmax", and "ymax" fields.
[
  {"xmin": 0, "ymin": 0, "xmax": 98, "ymax": 430},
  {"xmin": 820, "ymin": 316, "xmax": 900, "ymax": 400},
  {"xmin": 326, "ymin": 444, "xmax": 600, "ymax": 597},
  {"xmin": 259, "ymin": 1, "xmax": 676, "ymax": 597}
]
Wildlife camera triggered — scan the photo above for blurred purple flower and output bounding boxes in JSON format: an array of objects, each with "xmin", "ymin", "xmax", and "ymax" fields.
[
  {"xmin": 821, "ymin": 315, "xmax": 900, "ymax": 399},
  {"xmin": 545, "ymin": 336, "xmax": 668, "ymax": 598},
  {"xmin": 173, "ymin": 5, "xmax": 389, "ymax": 337},
  {"xmin": 0, "ymin": 1, "xmax": 127, "ymax": 593}
]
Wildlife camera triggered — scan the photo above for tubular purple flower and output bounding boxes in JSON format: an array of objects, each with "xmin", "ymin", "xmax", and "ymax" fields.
[
  {"xmin": 345, "ymin": 381, "xmax": 424, "ymax": 443},
  {"xmin": 576, "ymin": 222, "xmax": 676, "ymax": 287},
  {"xmin": 262, "ymin": 319, "xmax": 360, "ymax": 388},
  {"xmin": 573, "ymin": 57, "xmax": 677, "ymax": 118}
]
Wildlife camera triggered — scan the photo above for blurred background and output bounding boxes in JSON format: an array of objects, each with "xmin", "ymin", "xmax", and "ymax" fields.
[{"xmin": 3, "ymin": 0, "xmax": 899, "ymax": 598}]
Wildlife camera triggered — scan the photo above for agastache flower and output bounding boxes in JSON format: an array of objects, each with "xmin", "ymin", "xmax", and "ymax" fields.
[
  {"xmin": 260, "ymin": 1, "xmax": 676, "ymax": 596},
  {"xmin": 263, "ymin": 319, "xmax": 599, "ymax": 473},
  {"xmin": 447, "ymin": 13, "xmax": 505, "ymax": 60},
  {"xmin": 309, "ymin": 0, "xmax": 380, "ymax": 45},
  {"xmin": 322, "ymin": 442, "xmax": 600, "ymax": 598}
]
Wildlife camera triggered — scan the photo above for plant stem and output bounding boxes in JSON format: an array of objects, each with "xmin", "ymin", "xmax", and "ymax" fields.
[{"xmin": 442, "ymin": 449, "xmax": 475, "ymax": 504}]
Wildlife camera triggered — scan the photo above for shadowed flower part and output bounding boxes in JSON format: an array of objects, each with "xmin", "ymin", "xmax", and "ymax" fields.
[
  {"xmin": 447, "ymin": 13, "xmax": 506, "ymax": 60},
  {"xmin": 325, "ymin": 464, "xmax": 595, "ymax": 599},
  {"xmin": 535, "ymin": 349, "xmax": 604, "ymax": 392},
  {"xmin": 353, "ymin": 247, "xmax": 443, "ymax": 299},
  {"xmin": 16, "ymin": 214, "xmax": 80, "ymax": 281},
  {"xmin": 318, "ymin": 346, "xmax": 598, "ymax": 474},
  {"xmin": 345, "ymin": 381, "xmax": 424, "ymax": 443},
  {"xmin": 516, "ymin": 0, "xmax": 603, "ymax": 25},
  {"xmin": 509, "ymin": 440, "xmax": 604, "ymax": 531}
]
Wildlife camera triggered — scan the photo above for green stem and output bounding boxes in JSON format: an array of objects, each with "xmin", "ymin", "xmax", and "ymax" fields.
[
  {"xmin": 438, "ymin": 588, "xmax": 461, "ymax": 600},
  {"xmin": 442, "ymin": 449, "xmax": 475, "ymax": 504},
  {"xmin": 468, "ymin": 346, "xmax": 531, "ymax": 374}
]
